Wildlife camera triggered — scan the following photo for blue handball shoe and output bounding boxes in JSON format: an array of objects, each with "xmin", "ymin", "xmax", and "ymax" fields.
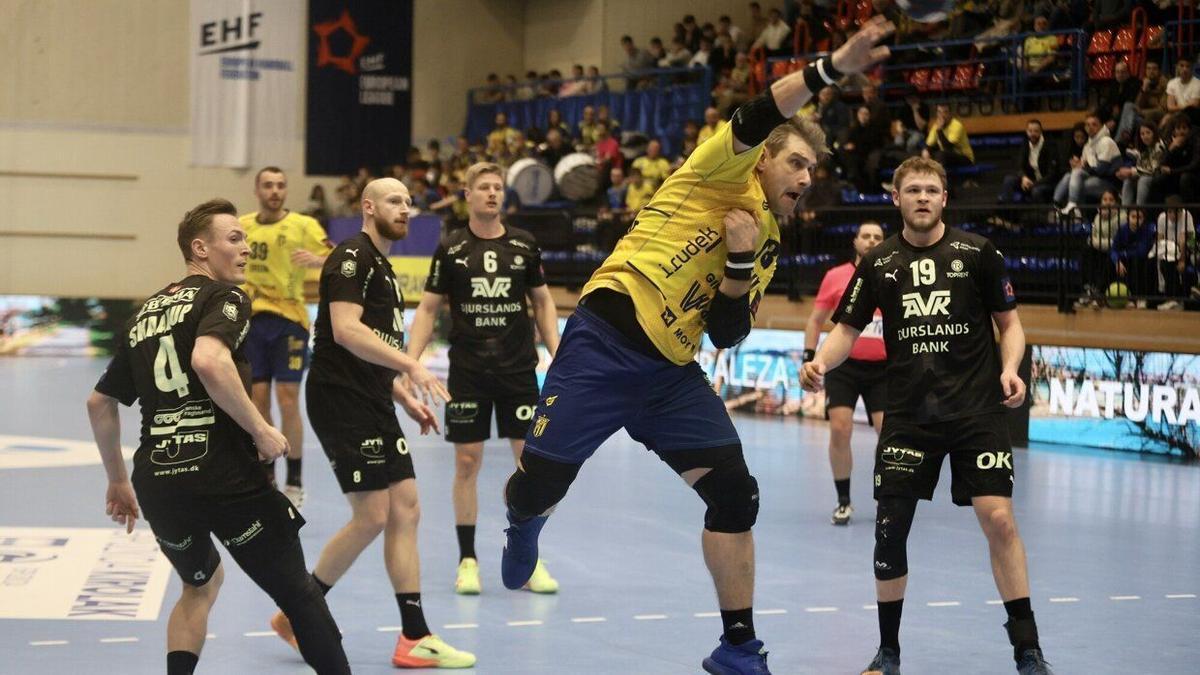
[
  {"xmin": 501, "ymin": 510, "xmax": 547, "ymax": 590},
  {"xmin": 702, "ymin": 636, "xmax": 770, "ymax": 675}
]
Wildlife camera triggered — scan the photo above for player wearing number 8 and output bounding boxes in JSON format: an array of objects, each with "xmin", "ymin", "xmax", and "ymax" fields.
[
  {"xmin": 87, "ymin": 199, "xmax": 351, "ymax": 675},
  {"xmin": 407, "ymin": 162, "xmax": 562, "ymax": 596}
]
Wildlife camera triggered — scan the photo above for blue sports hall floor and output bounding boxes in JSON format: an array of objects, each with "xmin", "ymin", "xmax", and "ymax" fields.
[{"xmin": 1, "ymin": 356, "xmax": 1197, "ymax": 674}]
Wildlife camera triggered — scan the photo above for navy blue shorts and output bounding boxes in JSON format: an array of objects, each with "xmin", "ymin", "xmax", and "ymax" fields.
[
  {"xmin": 523, "ymin": 306, "xmax": 740, "ymax": 464},
  {"xmin": 245, "ymin": 313, "xmax": 309, "ymax": 384}
]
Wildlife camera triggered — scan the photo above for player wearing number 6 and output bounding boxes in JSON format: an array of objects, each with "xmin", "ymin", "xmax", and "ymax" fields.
[
  {"xmin": 87, "ymin": 199, "xmax": 351, "ymax": 675},
  {"xmin": 268, "ymin": 178, "xmax": 476, "ymax": 668},
  {"xmin": 800, "ymin": 157, "xmax": 1052, "ymax": 675},
  {"xmin": 407, "ymin": 162, "xmax": 562, "ymax": 596}
]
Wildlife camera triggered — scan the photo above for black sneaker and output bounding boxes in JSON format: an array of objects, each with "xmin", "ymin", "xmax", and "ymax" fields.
[
  {"xmin": 1015, "ymin": 648, "xmax": 1054, "ymax": 674},
  {"xmin": 861, "ymin": 646, "xmax": 901, "ymax": 675}
]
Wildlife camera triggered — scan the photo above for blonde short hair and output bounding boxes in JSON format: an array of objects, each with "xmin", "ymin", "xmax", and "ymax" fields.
[
  {"xmin": 764, "ymin": 117, "xmax": 829, "ymax": 159},
  {"xmin": 464, "ymin": 162, "xmax": 504, "ymax": 189},
  {"xmin": 893, "ymin": 156, "xmax": 948, "ymax": 191}
]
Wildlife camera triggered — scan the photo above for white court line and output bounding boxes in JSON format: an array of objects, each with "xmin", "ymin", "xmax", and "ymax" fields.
[
  {"xmin": 634, "ymin": 614, "xmax": 668, "ymax": 620},
  {"xmin": 805, "ymin": 606, "xmax": 838, "ymax": 613},
  {"xmin": 1048, "ymin": 597, "xmax": 1079, "ymax": 603},
  {"xmin": 985, "ymin": 600, "xmax": 1004, "ymax": 605},
  {"xmin": 506, "ymin": 620, "xmax": 543, "ymax": 627},
  {"xmin": 862, "ymin": 604, "xmax": 877, "ymax": 610},
  {"xmin": 377, "ymin": 626, "xmax": 402, "ymax": 632},
  {"xmin": 243, "ymin": 631, "xmax": 277, "ymax": 637},
  {"xmin": 1110, "ymin": 595, "xmax": 1141, "ymax": 601},
  {"xmin": 571, "ymin": 617, "xmax": 607, "ymax": 623},
  {"xmin": 206, "ymin": 633, "xmax": 217, "ymax": 639},
  {"xmin": 755, "ymin": 609, "xmax": 787, "ymax": 615},
  {"xmin": 443, "ymin": 623, "xmax": 478, "ymax": 630},
  {"xmin": 99, "ymin": 637, "xmax": 139, "ymax": 644},
  {"xmin": 30, "ymin": 641, "xmax": 68, "ymax": 647},
  {"xmin": 927, "ymin": 601, "xmax": 961, "ymax": 607},
  {"xmin": 1166, "ymin": 594, "xmax": 1197, "ymax": 599},
  {"xmin": 694, "ymin": 612, "xmax": 721, "ymax": 618}
]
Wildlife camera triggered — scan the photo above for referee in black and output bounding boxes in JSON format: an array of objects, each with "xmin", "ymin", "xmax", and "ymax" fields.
[
  {"xmin": 86, "ymin": 199, "xmax": 349, "ymax": 675},
  {"xmin": 802, "ymin": 157, "xmax": 1052, "ymax": 675}
]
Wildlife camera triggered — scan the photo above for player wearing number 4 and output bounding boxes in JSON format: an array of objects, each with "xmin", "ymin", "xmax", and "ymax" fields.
[
  {"xmin": 802, "ymin": 157, "xmax": 1052, "ymax": 675},
  {"xmin": 407, "ymin": 162, "xmax": 562, "ymax": 595},
  {"xmin": 240, "ymin": 167, "xmax": 333, "ymax": 508},
  {"xmin": 269, "ymin": 178, "xmax": 476, "ymax": 668}
]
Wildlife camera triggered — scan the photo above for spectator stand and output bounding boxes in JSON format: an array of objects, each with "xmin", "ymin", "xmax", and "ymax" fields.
[
  {"xmin": 463, "ymin": 67, "xmax": 711, "ymax": 159},
  {"xmin": 1167, "ymin": 3, "xmax": 1198, "ymax": 63}
]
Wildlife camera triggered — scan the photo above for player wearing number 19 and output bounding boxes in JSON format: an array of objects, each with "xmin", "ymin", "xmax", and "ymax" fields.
[
  {"xmin": 269, "ymin": 178, "xmax": 476, "ymax": 668},
  {"xmin": 86, "ymin": 199, "xmax": 350, "ymax": 675},
  {"xmin": 407, "ymin": 162, "xmax": 562, "ymax": 596}
]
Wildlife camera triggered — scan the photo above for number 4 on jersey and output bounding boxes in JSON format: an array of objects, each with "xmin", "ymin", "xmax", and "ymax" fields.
[{"xmin": 154, "ymin": 334, "xmax": 190, "ymax": 397}]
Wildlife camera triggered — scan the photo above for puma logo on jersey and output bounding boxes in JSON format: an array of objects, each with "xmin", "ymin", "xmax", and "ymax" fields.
[
  {"xmin": 455, "ymin": 257, "xmax": 469, "ymax": 267},
  {"xmin": 901, "ymin": 290, "xmax": 951, "ymax": 317},
  {"xmin": 884, "ymin": 269, "xmax": 900, "ymax": 283},
  {"xmin": 470, "ymin": 276, "xmax": 512, "ymax": 298},
  {"xmin": 345, "ymin": 248, "xmax": 359, "ymax": 256}
]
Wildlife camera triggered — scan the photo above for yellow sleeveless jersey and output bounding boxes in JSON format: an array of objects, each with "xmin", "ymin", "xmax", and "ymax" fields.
[
  {"xmin": 239, "ymin": 211, "xmax": 331, "ymax": 328},
  {"xmin": 581, "ymin": 123, "xmax": 780, "ymax": 365}
]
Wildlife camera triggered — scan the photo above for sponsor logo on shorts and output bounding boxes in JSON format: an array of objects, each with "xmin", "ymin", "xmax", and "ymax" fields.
[
  {"xmin": 341, "ymin": 259, "xmax": 357, "ymax": 278},
  {"xmin": 447, "ymin": 401, "xmax": 479, "ymax": 422},
  {"xmin": 976, "ymin": 451, "xmax": 1013, "ymax": 470},
  {"xmin": 222, "ymin": 520, "xmax": 264, "ymax": 548},
  {"xmin": 532, "ymin": 414, "xmax": 550, "ymax": 437},
  {"xmin": 155, "ymin": 535, "xmax": 193, "ymax": 552},
  {"xmin": 359, "ymin": 437, "xmax": 385, "ymax": 459},
  {"xmin": 881, "ymin": 446, "xmax": 924, "ymax": 473},
  {"xmin": 222, "ymin": 301, "xmax": 238, "ymax": 321}
]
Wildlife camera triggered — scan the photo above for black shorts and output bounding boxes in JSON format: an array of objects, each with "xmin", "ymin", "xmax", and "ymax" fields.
[
  {"xmin": 874, "ymin": 412, "xmax": 1014, "ymax": 506},
  {"xmin": 307, "ymin": 383, "xmax": 415, "ymax": 493},
  {"xmin": 140, "ymin": 486, "xmax": 304, "ymax": 587},
  {"xmin": 824, "ymin": 358, "xmax": 887, "ymax": 416},
  {"xmin": 445, "ymin": 366, "xmax": 539, "ymax": 443}
]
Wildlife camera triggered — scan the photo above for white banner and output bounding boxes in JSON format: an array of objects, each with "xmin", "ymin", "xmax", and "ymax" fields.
[
  {"xmin": 0, "ymin": 527, "xmax": 172, "ymax": 620},
  {"xmin": 190, "ymin": 0, "xmax": 302, "ymax": 168}
]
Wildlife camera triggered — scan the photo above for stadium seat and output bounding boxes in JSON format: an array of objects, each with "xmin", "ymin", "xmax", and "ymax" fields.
[
  {"xmin": 1140, "ymin": 25, "xmax": 1164, "ymax": 48},
  {"xmin": 1111, "ymin": 27, "xmax": 1136, "ymax": 52},
  {"xmin": 1087, "ymin": 30, "xmax": 1113, "ymax": 54}
]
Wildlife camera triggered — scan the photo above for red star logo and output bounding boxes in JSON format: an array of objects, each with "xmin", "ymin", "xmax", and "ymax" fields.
[{"xmin": 313, "ymin": 10, "xmax": 371, "ymax": 75}]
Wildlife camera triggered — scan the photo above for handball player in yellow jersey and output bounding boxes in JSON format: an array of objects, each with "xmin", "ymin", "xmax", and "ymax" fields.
[
  {"xmin": 500, "ymin": 17, "xmax": 894, "ymax": 675},
  {"xmin": 240, "ymin": 167, "xmax": 332, "ymax": 507}
]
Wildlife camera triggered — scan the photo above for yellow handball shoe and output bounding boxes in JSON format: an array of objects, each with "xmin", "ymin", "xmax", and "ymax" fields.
[
  {"xmin": 391, "ymin": 634, "xmax": 477, "ymax": 669},
  {"xmin": 522, "ymin": 558, "xmax": 559, "ymax": 594},
  {"xmin": 455, "ymin": 557, "xmax": 481, "ymax": 595}
]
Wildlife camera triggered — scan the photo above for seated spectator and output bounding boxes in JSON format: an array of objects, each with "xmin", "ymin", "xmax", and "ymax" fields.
[
  {"xmin": 515, "ymin": 71, "xmax": 539, "ymax": 101},
  {"xmin": 1136, "ymin": 61, "xmax": 1169, "ymax": 130},
  {"xmin": 897, "ymin": 93, "xmax": 929, "ymax": 153},
  {"xmin": 558, "ymin": 64, "xmax": 591, "ymax": 97},
  {"xmin": 713, "ymin": 52, "xmax": 752, "ymax": 117},
  {"xmin": 1022, "ymin": 15, "xmax": 1061, "ymax": 80},
  {"xmin": 1153, "ymin": 197, "xmax": 1196, "ymax": 307},
  {"xmin": 631, "ymin": 139, "xmax": 671, "ymax": 187},
  {"xmin": 747, "ymin": 2, "xmax": 768, "ymax": 47},
  {"xmin": 860, "ymin": 83, "xmax": 890, "ymax": 133},
  {"xmin": 592, "ymin": 120, "xmax": 623, "ymax": 173},
  {"xmin": 1076, "ymin": 188, "xmax": 1121, "ymax": 307},
  {"xmin": 586, "ymin": 65, "xmax": 607, "ymax": 93},
  {"xmin": 448, "ymin": 135, "xmax": 478, "ymax": 176},
  {"xmin": 503, "ymin": 74, "xmax": 519, "ymax": 99},
  {"xmin": 1098, "ymin": 60, "xmax": 1141, "ymax": 143},
  {"xmin": 709, "ymin": 32, "xmax": 737, "ymax": 76},
  {"xmin": 1149, "ymin": 115, "xmax": 1200, "ymax": 203},
  {"xmin": 676, "ymin": 120, "xmax": 701, "ymax": 166},
  {"xmin": 1110, "ymin": 207, "xmax": 1155, "ymax": 306},
  {"xmin": 697, "ymin": 106, "xmax": 726, "ymax": 145},
  {"xmin": 842, "ymin": 106, "xmax": 889, "ymax": 193},
  {"xmin": 816, "ymin": 86, "xmax": 851, "ymax": 145},
  {"xmin": 647, "ymin": 38, "xmax": 667, "ymax": 68},
  {"xmin": 597, "ymin": 105, "xmax": 621, "ymax": 135},
  {"xmin": 681, "ymin": 14, "xmax": 701, "ymax": 52},
  {"xmin": 624, "ymin": 167, "xmax": 655, "ymax": 213},
  {"xmin": 537, "ymin": 128, "xmax": 571, "ymax": 171},
  {"xmin": 972, "ymin": 0, "xmax": 1025, "ymax": 53},
  {"xmin": 1167, "ymin": 57, "xmax": 1200, "ymax": 127},
  {"xmin": 486, "ymin": 112, "xmax": 518, "ymax": 157},
  {"xmin": 430, "ymin": 176, "xmax": 469, "ymax": 227},
  {"xmin": 1117, "ymin": 122, "xmax": 1164, "ymax": 207},
  {"xmin": 546, "ymin": 108, "xmax": 573, "ymax": 141},
  {"xmin": 1054, "ymin": 113, "xmax": 1120, "ymax": 214},
  {"xmin": 881, "ymin": 118, "xmax": 917, "ymax": 172},
  {"xmin": 303, "ymin": 185, "xmax": 330, "ymax": 225},
  {"xmin": 620, "ymin": 35, "xmax": 654, "ymax": 84},
  {"xmin": 752, "ymin": 7, "xmax": 792, "ymax": 58},
  {"xmin": 577, "ymin": 106, "xmax": 599, "ymax": 148},
  {"xmin": 689, "ymin": 36, "xmax": 713, "ymax": 69},
  {"xmin": 923, "ymin": 102, "xmax": 975, "ymax": 172},
  {"xmin": 476, "ymin": 73, "xmax": 505, "ymax": 104},
  {"xmin": 1000, "ymin": 119, "xmax": 1058, "ymax": 203},
  {"xmin": 605, "ymin": 166, "xmax": 628, "ymax": 211},
  {"xmin": 718, "ymin": 14, "xmax": 743, "ymax": 49},
  {"xmin": 660, "ymin": 37, "xmax": 692, "ymax": 68},
  {"xmin": 409, "ymin": 177, "xmax": 442, "ymax": 212}
]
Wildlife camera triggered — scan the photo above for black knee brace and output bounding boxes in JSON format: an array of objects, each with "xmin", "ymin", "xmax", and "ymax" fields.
[
  {"xmin": 504, "ymin": 452, "xmax": 582, "ymax": 520},
  {"xmin": 874, "ymin": 497, "xmax": 918, "ymax": 580},
  {"xmin": 692, "ymin": 455, "xmax": 760, "ymax": 534}
]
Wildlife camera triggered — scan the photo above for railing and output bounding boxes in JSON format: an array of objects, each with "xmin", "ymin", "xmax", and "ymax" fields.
[
  {"xmin": 513, "ymin": 202, "xmax": 1198, "ymax": 314},
  {"xmin": 463, "ymin": 67, "xmax": 712, "ymax": 159},
  {"xmin": 762, "ymin": 29, "xmax": 1088, "ymax": 113}
]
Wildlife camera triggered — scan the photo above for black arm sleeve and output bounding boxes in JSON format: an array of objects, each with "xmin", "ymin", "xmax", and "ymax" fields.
[
  {"xmin": 730, "ymin": 88, "xmax": 789, "ymax": 148},
  {"xmin": 706, "ymin": 290, "xmax": 753, "ymax": 349}
]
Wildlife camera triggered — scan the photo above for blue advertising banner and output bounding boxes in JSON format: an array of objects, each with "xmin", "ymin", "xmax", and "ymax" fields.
[{"xmin": 306, "ymin": 0, "xmax": 413, "ymax": 175}]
